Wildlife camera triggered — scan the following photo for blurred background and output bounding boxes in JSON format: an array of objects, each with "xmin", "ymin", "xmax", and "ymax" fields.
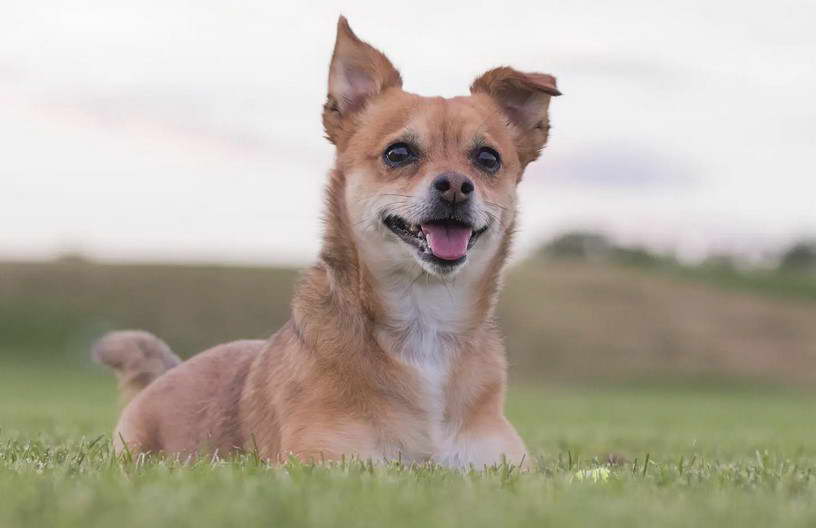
[{"xmin": 2, "ymin": 0, "xmax": 815, "ymax": 387}]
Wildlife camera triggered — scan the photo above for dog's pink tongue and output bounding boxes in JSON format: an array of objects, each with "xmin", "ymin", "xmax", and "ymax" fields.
[{"xmin": 421, "ymin": 224, "xmax": 472, "ymax": 260}]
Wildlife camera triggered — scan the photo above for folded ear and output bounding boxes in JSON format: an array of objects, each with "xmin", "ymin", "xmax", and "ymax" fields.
[
  {"xmin": 323, "ymin": 16, "xmax": 402, "ymax": 145},
  {"xmin": 471, "ymin": 67, "xmax": 561, "ymax": 165}
]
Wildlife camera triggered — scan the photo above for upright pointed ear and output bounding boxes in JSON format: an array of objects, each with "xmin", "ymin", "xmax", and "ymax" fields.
[
  {"xmin": 471, "ymin": 67, "xmax": 561, "ymax": 166},
  {"xmin": 323, "ymin": 16, "xmax": 402, "ymax": 146}
]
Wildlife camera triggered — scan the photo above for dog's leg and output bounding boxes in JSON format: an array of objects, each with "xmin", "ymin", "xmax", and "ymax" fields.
[
  {"xmin": 278, "ymin": 421, "xmax": 384, "ymax": 465},
  {"xmin": 443, "ymin": 417, "xmax": 529, "ymax": 470}
]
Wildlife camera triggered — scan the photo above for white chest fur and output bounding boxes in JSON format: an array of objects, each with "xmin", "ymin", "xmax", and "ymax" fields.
[{"xmin": 373, "ymin": 275, "xmax": 474, "ymax": 465}]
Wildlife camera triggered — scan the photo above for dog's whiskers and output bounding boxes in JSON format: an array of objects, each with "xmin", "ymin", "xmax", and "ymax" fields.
[
  {"xmin": 485, "ymin": 211, "xmax": 510, "ymax": 232},
  {"xmin": 381, "ymin": 193, "xmax": 418, "ymax": 199},
  {"xmin": 485, "ymin": 200, "xmax": 509, "ymax": 212}
]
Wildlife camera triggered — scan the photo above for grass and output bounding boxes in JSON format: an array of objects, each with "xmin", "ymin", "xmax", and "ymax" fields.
[
  {"xmin": 1, "ymin": 363, "xmax": 815, "ymax": 527},
  {"xmin": 2, "ymin": 259, "xmax": 815, "ymax": 525}
]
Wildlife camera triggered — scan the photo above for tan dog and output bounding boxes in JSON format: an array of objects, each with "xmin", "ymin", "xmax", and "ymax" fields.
[{"xmin": 94, "ymin": 17, "xmax": 560, "ymax": 468}]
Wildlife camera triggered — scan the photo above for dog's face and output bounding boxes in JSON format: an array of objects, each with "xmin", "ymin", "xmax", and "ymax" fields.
[{"xmin": 323, "ymin": 18, "xmax": 560, "ymax": 278}]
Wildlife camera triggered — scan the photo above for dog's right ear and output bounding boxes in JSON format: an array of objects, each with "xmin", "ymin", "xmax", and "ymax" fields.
[{"xmin": 323, "ymin": 16, "xmax": 402, "ymax": 146}]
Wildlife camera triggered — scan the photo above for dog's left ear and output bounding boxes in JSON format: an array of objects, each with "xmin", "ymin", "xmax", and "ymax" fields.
[
  {"xmin": 471, "ymin": 67, "xmax": 561, "ymax": 166},
  {"xmin": 323, "ymin": 16, "xmax": 402, "ymax": 146}
]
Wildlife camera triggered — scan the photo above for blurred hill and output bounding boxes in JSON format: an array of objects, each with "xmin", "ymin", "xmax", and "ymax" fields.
[
  {"xmin": 0, "ymin": 261, "xmax": 296, "ymax": 363},
  {"xmin": 538, "ymin": 232, "xmax": 816, "ymax": 302},
  {"xmin": 1, "ymin": 255, "xmax": 815, "ymax": 384},
  {"xmin": 502, "ymin": 260, "xmax": 816, "ymax": 383}
]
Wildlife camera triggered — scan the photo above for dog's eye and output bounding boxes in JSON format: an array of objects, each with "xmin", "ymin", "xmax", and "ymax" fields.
[
  {"xmin": 473, "ymin": 147, "xmax": 501, "ymax": 173},
  {"xmin": 383, "ymin": 143, "xmax": 416, "ymax": 167}
]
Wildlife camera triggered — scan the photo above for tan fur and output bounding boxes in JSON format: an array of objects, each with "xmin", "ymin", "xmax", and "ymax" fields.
[
  {"xmin": 92, "ymin": 330, "xmax": 181, "ymax": 405},
  {"xmin": 98, "ymin": 16, "xmax": 559, "ymax": 468}
]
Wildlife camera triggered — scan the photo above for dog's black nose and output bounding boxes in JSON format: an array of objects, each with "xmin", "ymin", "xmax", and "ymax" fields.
[{"xmin": 432, "ymin": 172, "xmax": 474, "ymax": 204}]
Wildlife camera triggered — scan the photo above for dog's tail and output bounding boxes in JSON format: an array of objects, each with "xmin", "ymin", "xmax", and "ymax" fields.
[{"xmin": 92, "ymin": 330, "xmax": 182, "ymax": 405}]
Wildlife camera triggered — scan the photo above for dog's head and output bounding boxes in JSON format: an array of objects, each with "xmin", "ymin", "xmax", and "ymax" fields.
[{"xmin": 323, "ymin": 17, "xmax": 560, "ymax": 279}]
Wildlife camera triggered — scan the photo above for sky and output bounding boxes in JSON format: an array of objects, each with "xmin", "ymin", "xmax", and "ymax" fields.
[{"xmin": 2, "ymin": 0, "xmax": 815, "ymax": 265}]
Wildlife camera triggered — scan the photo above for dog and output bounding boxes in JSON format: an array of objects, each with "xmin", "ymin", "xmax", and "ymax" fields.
[{"xmin": 94, "ymin": 16, "xmax": 560, "ymax": 468}]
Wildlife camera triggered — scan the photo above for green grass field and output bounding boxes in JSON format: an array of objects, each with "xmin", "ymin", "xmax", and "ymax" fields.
[
  {"xmin": 1, "ymin": 363, "xmax": 815, "ymax": 527},
  {"xmin": 2, "ymin": 260, "xmax": 815, "ymax": 526}
]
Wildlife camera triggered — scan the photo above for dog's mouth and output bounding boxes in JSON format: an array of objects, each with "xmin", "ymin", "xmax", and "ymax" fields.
[{"xmin": 383, "ymin": 215, "xmax": 488, "ymax": 266}]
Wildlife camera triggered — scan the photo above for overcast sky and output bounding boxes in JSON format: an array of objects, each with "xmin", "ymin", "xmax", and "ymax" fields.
[{"xmin": 2, "ymin": 0, "xmax": 814, "ymax": 265}]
